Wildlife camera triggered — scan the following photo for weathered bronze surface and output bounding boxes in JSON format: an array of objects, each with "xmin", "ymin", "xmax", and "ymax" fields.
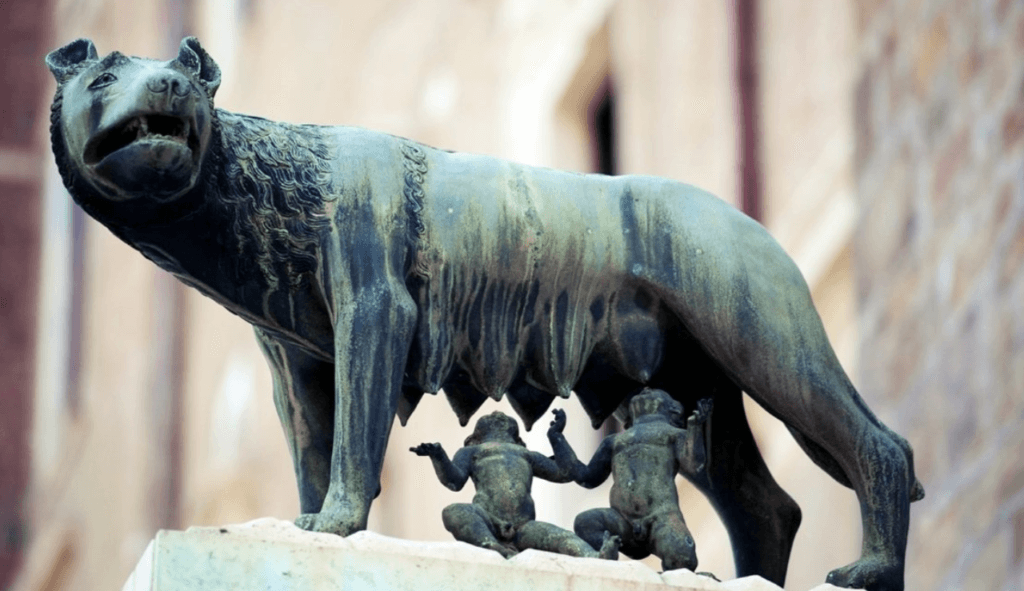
[
  {"xmin": 551, "ymin": 389, "xmax": 710, "ymax": 572},
  {"xmin": 47, "ymin": 37, "xmax": 923, "ymax": 591},
  {"xmin": 411, "ymin": 410, "xmax": 619, "ymax": 559}
]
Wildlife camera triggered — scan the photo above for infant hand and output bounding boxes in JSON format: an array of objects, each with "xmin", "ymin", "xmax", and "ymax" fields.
[
  {"xmin": 410, "ymin": 442, "xmax": 443, "ymax": 457},
  {"xmin": 688, "ymin": 398, "xmax": 714, "ymax": 427},
  {"xmin": 548, "ymin": 409, "xmax": 567, "ymax": 434}
]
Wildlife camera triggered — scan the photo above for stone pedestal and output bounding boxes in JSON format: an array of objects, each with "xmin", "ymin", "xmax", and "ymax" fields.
[{"xmin": 122, "ymin": 518, "xmax": 849, "ymax": 591}]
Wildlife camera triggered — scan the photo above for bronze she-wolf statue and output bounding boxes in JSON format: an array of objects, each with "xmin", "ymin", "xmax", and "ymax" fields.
[{"xmin": 45, "ymin": 37, "xmax": 923, "ymax": 591}]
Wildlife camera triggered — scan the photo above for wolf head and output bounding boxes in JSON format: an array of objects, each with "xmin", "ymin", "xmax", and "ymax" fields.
[{"xmin": 46, "ymin": 37, "xmax": 220, "ymax": 204}]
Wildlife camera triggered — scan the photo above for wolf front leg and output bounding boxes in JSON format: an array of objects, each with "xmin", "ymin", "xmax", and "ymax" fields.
[
  {"xmin": 296, "ymin": 281, "xmax": 418, "ymax": 536},
  {"xmin": 256, "ymin": 329, "xmax": 335, "ymax": 515}
]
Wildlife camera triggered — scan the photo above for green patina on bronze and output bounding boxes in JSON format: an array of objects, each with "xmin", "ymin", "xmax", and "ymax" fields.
[
  {"xmin": 551, "ymin": 389, "xmax": 712, "ymax": 572},
  {"xmin": 411, "ymin": 409, "xmax": 619, "ymax": 560},
  {"xmin": 47, "ymin": 37, "xmax": 923, "ymax": 591}
]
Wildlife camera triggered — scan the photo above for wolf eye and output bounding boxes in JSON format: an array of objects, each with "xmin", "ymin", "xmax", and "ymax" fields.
[{"xmin": 88, "ymin": 72, "xmax": 117, "ymax": 90}]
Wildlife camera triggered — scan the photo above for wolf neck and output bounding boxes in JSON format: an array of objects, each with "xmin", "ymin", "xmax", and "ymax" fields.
[
  {"xmin": 109, "ymin": 109, "xmax": 335, "ymax": 285},
  {"xmin": 103, "ymin": 109, "xmax": 338, "ymax": 349},
  {"xmin": 202, "ymin": 109, "xmax": 336, "ymax": 290}
]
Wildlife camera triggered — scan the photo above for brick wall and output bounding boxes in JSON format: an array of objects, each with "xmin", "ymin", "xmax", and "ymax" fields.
[
  {"xmin": 854, "ymin": 0, "xmax": 1024, "ymax": 589},
  {"xmin": 0, "ymin": 0, "xmax": 50, "ymax": 587}
]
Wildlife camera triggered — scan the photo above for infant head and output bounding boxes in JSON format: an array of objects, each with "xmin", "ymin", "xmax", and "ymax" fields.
[
  {"xmin": 628, "ymin": 388, "xmax": 683, "ymax": 423},
  {"xmin": 465, "ymin": 411, "xmax": 525, "ymax": 446}
]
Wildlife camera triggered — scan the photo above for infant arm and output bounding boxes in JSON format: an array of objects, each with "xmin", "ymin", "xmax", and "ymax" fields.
[
  {"xmin": 528, "ymin": 450, "xmax": 574, "ymax": 483},
  {"xmin": 545, "ymin": 409, "xmax": 613, "ymax": 487},
  {"xmin": 676, "ymin": 398, "xmax": 713, "ymax": 478},
  {"xmin": 411, "ymin": 442, "xmax": 472, "ymax": 491},
  {"xmin": 574, "ymin": 436, "xmax": 615, "ymax": 489},
  {"xmin": 545, "ymin": 409, "xmax": 581, "ymax": 480}
]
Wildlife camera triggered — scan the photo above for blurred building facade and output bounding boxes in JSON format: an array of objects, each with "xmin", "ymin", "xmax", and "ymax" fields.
[
  {"xmin": 854, "ymin": 1, "xmax": 1024, "ymax": 590},
  {"xmin": 0, "ymin": 0, "xmax": 1020, "ymax": 590}
]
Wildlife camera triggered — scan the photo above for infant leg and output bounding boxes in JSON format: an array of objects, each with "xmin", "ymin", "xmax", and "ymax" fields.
[
  {"xmin": 649, "ymin": 511, "xmax": 698, "ymax": 572},
  {"xmin": 575, "ymin": 507, "xmax": 645, "ymax": 559},
  {"xmin": 517, "ymin": 520, "xmax": 618, "ymax": 559},
  {"xmin": 441, "ymin": 503, "xmax": 516, "ymax": 558}
]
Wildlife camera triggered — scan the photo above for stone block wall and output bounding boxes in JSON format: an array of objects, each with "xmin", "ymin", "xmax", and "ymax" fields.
[{"xmin": 854, "ymin": 0, "xmax": 1024, "ymax": 589}]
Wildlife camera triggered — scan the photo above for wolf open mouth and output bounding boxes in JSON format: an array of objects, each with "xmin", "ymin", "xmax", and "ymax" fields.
[{"xmin": 84, "ymin": 114, "xmax": 198, "ymax": 165}]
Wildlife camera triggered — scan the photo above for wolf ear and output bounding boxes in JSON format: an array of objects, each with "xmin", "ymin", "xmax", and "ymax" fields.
[
  {"xmin": 46, "ymin": 39, "xmax": 98, "ymax": 85},
  {"xmin": 177, "ymin": 37, "xmax": 221, "ymax": 98}
]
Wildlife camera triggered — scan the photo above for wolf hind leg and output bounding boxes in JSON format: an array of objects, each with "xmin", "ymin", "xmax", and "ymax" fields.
[
  {"xmin": 681, "ymin": 384, "xmax": 802, "ymax": 586},
  {"xmin": 787, "ymin": 425, "xmax": 853, "ymax": 489},
  {"xmin": 787, "ymin": 424, "xmax": 924, "ymax": 503},
  {"xmin": 737, "ymin": 341, "xmax": 913, "ymax": 591}
]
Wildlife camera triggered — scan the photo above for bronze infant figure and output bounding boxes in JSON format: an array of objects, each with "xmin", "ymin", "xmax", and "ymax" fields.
[
  {"xmin": 411, "ymin": 409, "xmax": 619, "ymax": 560},
  {"xmin": 551, "ymin": 389, "xmax": 712, "ymax": 573},
  {"xmin": 46, "ymin": 37, "xmax": 923, "ymax": 591}
]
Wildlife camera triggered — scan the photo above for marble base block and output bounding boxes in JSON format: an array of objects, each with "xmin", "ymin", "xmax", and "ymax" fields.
[{"xmin": 122, "ymin": 518, "xmax": 850, "ymax": 591}]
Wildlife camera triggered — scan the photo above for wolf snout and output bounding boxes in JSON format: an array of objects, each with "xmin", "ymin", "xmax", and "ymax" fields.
[{"xmin": 146, "ymin": 72, "xmax": 193, "ymax": 98}]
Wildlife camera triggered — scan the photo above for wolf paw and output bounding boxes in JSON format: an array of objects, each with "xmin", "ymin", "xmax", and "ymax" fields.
[{"xmin": 826, "ymin": 556, "xmax": 904, "ymax": 591}]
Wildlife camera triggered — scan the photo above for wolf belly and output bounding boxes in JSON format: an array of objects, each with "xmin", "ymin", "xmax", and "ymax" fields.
[{"xmin": 401, "ymin": 152, "xmax": 689, "ymax": 429}]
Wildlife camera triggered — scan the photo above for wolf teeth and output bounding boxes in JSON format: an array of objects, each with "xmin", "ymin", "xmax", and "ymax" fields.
[
  {"xmin": 129, "ymin": 115, "xmax": 188, "ymax": 143},
  {"xmin": 86, "ymin": 115, "xmax": 191, "ymax": 163},
  {"xmin": 142, "ymin": 115, "xmax": 187, "ymax": 142}
]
